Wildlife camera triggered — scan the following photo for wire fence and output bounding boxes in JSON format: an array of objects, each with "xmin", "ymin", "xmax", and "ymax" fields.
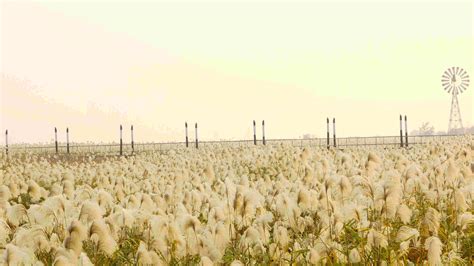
[{"xmin": 2, "ymin": 134, "xmax": 471, "ymax": 156}]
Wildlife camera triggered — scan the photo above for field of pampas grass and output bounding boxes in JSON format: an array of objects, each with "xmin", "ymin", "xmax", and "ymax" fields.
[{"xmin": 0, "ymin": 136, "xmax": 473, "ymax": 265}]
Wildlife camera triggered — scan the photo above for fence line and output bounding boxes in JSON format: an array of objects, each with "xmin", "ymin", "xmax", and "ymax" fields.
[{"xmin": 2, "ymin": 134, "xmax": 471, "ymax": 155}]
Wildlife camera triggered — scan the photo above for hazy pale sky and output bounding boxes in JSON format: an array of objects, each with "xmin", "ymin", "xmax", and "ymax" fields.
[{"xmin": 1, "ymin": 0, "xmax": 473, "ymax": 143}]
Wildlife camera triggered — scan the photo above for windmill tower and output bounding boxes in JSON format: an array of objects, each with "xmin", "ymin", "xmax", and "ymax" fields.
[{"xmin": 441, "ymin": 67, "xmax": 469, "ymax": 134}]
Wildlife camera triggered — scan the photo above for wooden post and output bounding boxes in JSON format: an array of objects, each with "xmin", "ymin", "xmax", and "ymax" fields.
[
  {"xmin": 54, "ymin": 127, "xmax": 58, "ymax": 154},
  {"xmin": 195, "ymin": 123, "xmax": 198, "ymax": 149},
  {"xmin": 120, "ymin": 125, "xmax": 123, "ymax": 156},
  {"xmin": 131, "ymin": 125, "xmax": 134, "ymax": 153},
  {"xmin": 5, "ymin": 130, "xmax": 8, "ymax": 156},
  {"xmin": 253, "ymin": 120, "xmax": 257, "ymax": 145},
  {"xmin": 185, "ymin": 122, "xmax": 189, "ymax": 147},
  {"xmin": 333, "ymin": 118, "xmax": 336, "ymax": 148},
  {"xmin": 184, "ymin": 122, "xmax": 189, "ymax": 148},
  {"xmin": 404, "ymin": 115, "xmax": 408, "ymax": 147},
  {"xmin": 262, "ymin": 120, "xmax": 266, "ymax": 145},
  {"xmin": 66, "ymin": 128, "xmax": 70, "ymax": 154},
  {"xmin": 326, "ymin": 118, "xmax": 330, "ymax": 149},
  {"xmin": 399, "ymin": 115, "xmax": 404, "ymax": 148}
]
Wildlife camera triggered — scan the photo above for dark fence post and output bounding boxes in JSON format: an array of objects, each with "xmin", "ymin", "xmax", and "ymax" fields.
[
  {"xmin": 333, "ymin": 118, "xmax": 336, "ymax": 148},
  {"xmin": 326, "ymin": 118, "xmax": 330, "ymax": 149},
  {"xmin": 120, "ymin": 125, "xmax": 123, "ymax": 156},
  {"xmin": 5, "ymin": 130, "xmax": 8, "ymax": 156},
  {"xmin": 253, "ymin": 120, "xmax": 257, "ymax": 145},
  {"xmin": 66, "ymin": 128, "xmax": 70, "ymax": 154},
  {"xmin": 54, "ymin": 127, "xmax": 58, "ymax": 154},
  {"xmin": 404, "ymin": 115, "xmax": 408, "ymax": 147},
  {"xmin": 262, "ymin": 120, "xmax": 266, "ymax": 145},
  {"xmin": 195, "ymin": 123, "xmax": 198, "ymax": 149},
  {"xmin": 131, "ymin": 125, "xmax": 134, "ymax": 153},
  {"xmin": 399, "ymin": 115, "xmax": 404, "ymax": 148},
  {"xmin": 185, "ymin": 122, "xmax": 189, "ymax": 148}
]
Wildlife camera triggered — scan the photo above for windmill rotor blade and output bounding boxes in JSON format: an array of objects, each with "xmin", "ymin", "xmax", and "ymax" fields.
[
  {"xmin": 447, "ymin": 68, "xmax": 453, "ymax": 76},
  {"xmin": 460, "ymin": 84, "xmax": 468, "ymax": 92},
  {"xmin": 455, "ymin": 67, "xmax": 460, "ymax": 75},
  {"xmin": 442, "ymin": 74, "xmax": 450, "ymax": 79},
  {"xmin": 448, "ymin": 87, "xmax": 453, "ymax": 94},
  {"xmin": 451, "ymin": 67, "xmax": 456, "ymax": 75},
  {"xmin": 442, "ymin": 83, "xmax": 450, "ymax": 89}
]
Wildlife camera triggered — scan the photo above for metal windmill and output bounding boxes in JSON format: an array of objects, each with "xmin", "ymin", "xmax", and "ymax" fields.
[{"xmin": 441, "ymin": 67, "xmax": 469, "ymax": 133}]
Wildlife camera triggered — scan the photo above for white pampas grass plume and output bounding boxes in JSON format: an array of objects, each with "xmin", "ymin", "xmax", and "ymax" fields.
[
  {"xmin": 140, "ymin": 194, "xmax": 156, "ymax": 213},
  {"xmin": 241, "ymin": 226, "xmax": 261, "ymax": 245},
  {"xmin": 136, "ymin": 241, "xmax": 152, "ymax": 265},
  {"xmin": 126, "ymin": 194, "xmax": 141, "ymax": 209},
  {"xmin": 2, "ymin": 244, "xmax": 35, "ymax": 265},
  {"xmin": 166, "ymin": 222, "xmax": 186, "ymax": 256},
  {"xmin": 230, "ymin": 260, "xmax": 244, "ymax": 266},
  {"xmin": 53, "ymin": 256, "xmax": 72, "ymax": 266},
  {"xmin": 349, "ymin": 248, "xmax": 361, "ymax": 263},
  {"xmin": 0, "ymin": 185, "xmax": 11, "ymax": 204},
  {"xmin": 297, "ymin": 188, "xmax": 311, "ymax": 210},
  {"xmin": 254, "ymin": 213, "xmax": 274, "ymax": 226},
  {"xmin": 423, "ymin": 207, "xmax": 441, "ymax": 236},
  {"xmin": 308, "ymin": 248, "xmax": 321, "ymax": 264},
  {"xmin": 27, "ymin": 180, "xmax": 42, "ymax": 202},
  {"xmin": 6, "ymin": 204, "xmax": 27, "ymax": 227},
  {"xmin": 200, "ymin": 256, "xmax": 214, "ymax": 266},
  {"xmin": 273, "ymin": 226, "xmax": 289, "ymax": 250},
  {"xmin": 8, "ymin": 182, "xmax": 19, "ymax": 199},
  {"xmin": 204, "ymin": 165, "xmax": 216, "ymax": 183},
  {"xmin": 184, "ymin": 215, "xmax": 201, "ymax": 233},
  {"xmin": 424, "ymin": 236, "xmax": 443, "ymax": 266},
  {"xmin": 79, "ymin": 201, "xmax": 104, "ymax": 223},
  {"xmin": 79, "ymin": 252, "xmax": 94, "ymax": 266},
  {"xmin": 396, "ymin": 226, "xmax": 419, "ymax": 242},
  {"xmin": 367, "ymin": 229, "xmax": 388, "ymax": 249},
  {"xmin": 89, "ymin": 219, "xmax": 118, "ymax": 256},
  {"xmin": 368, "ymin": 152, "xmax": 382, "ymax": 164},
  {"xmin": 339, "ymin": 176, "xmax": 353, "ymax": 198},
  {"xmin": 454, "ymin": 190, "xmax": 468, "ymax": 212},
  {"xmin": 62, "ymin": 180, "xmax": 74, "ymax": 199},
  {"xmin": 396, "ymin": 204, "xmax": 412, "ymax": 224},
  {"xmin": 49, "ymin": 183, "xmax": 63, "ymax": 196},
  {"xmin": 68, "ymin": 220, "xmax": 87, "ymax": 241},
  {"xmin": 97, "ymin": 190, "xmax": 114, "ymax": 212},
  {"xmin": 64, "ymin": 234, "xmax": 83, "ymax": 257},
  {"xmin": 457, "ymin": 212, "xmax": 474, "ymax": 231},
  {"xmin": 53, "ymin": 248, "xmax": 78, "ymax": 266},
  {"xmin": 0, "ymin": 220, "xmax": 9, "ymax": 246}
]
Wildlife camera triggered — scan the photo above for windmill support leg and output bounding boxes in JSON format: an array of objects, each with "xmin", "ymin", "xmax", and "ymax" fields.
[{"xmin": 448, "ymin": 93, "xmax": 464, "ymax": 134}]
